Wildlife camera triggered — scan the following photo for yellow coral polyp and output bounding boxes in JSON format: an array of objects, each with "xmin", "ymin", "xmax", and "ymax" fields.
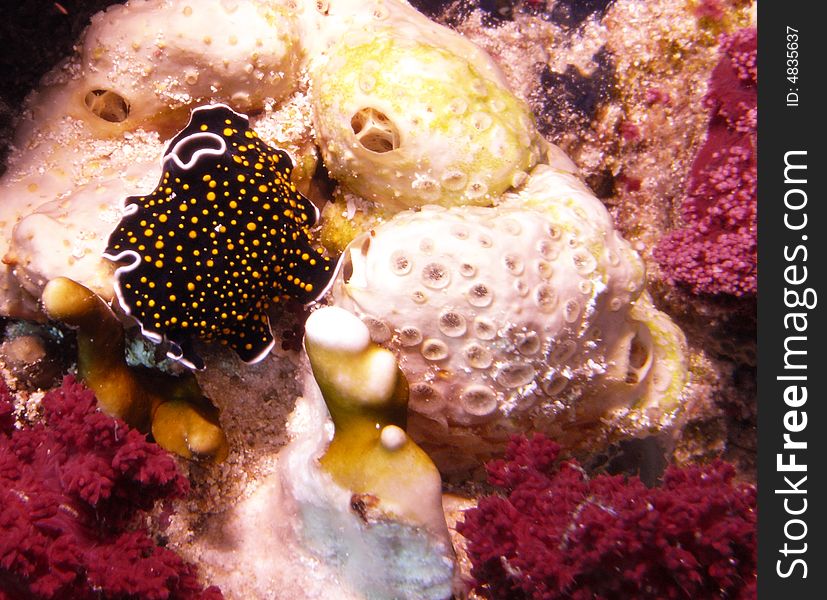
[
  {"xmin": 41, "ymin": 277, "xmax": 229, "ymax": 462},
  {"xmin": 304, "ymin": 306, "xmax": 446, "ymax": 530}
]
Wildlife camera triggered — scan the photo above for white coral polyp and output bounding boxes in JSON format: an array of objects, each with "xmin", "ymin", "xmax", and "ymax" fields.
[{"xmin": 330, "ymin": 171, "xmax": 682, "ymax": 473}]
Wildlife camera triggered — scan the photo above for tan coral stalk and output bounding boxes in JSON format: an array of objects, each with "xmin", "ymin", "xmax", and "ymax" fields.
[
  {"xmin": 41, "ymin": 277, "xmax": 228, "ymax": 461},
  {"xmin": 278, "ymin": 305, "xmax": 457, "ymax": 599},
  {"xmin": 304, "ymin": 306, "xmax": 447, "ymax": 532}
]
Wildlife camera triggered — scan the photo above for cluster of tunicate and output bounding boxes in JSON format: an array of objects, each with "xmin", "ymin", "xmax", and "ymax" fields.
[
  {"xmin": 331, "ymin": 167, "xmax": 687, "ymax": 474},
  {"xmin": 307, "ymin": 0, "xmax": 542, "ymax": 210}
]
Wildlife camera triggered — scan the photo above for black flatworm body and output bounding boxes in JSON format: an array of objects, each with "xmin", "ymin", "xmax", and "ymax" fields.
[{"xmin": 104, "ymin": 104, "xmax": 335, "ymax": 369}]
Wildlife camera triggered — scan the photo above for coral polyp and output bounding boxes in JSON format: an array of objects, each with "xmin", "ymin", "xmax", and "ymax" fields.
[
  {"xmin": 458, "ymin": 434, "xmax": 757, "ymax": 600},
  {"xmin": 654, "ymin": 28, "xmax": 757, "ymax": 297},
  {"xmin": 0, "ymin": 377, "xmax": 224, "ymax": 599}
]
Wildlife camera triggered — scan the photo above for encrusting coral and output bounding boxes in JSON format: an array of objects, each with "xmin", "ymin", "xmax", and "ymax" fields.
[
  {"xmin": 41, "ymin": 277, "xmax": 228, "ymax": 462},
  {"xmin": 0, "ymin": 376, "xmax": 223, "ymax": 599},
  {"xmin": 458, "ymin": 433, "xmax": 757, "ymax": 599},
  {"xmin": 305, "ymin": 306, "xmax": 447, "ymax": 531},
  {"xmin": 278, "ymin": 306, "xmax": 457, "ymax": 599},
  {"xmin": 654, "ymin": 27, "xmax": 757, "ymax": 296},
  {"xmin": 331, "ymin": 164, "xmax": 688, "ymax": 474}
]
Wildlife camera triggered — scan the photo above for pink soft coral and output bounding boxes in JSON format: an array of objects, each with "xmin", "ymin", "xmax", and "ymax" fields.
[
  {"xmin": 654, "ymin": 28, "xmax": 757, "ymax": 296},
  {"xmin": 0, "ymin": 376, "xmax": 222, "ymax": 600},
  {"xmin": 458, "ymin": 433, "xmax": 757, "ymax": 599}
]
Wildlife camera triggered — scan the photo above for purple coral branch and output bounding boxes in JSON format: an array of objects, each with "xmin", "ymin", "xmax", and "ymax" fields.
[{"xmin": 0, "ymin": 376, "xmax": 222, "ymax": 600}]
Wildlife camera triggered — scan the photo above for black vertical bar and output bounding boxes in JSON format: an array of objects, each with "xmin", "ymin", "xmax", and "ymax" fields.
[{"xmin": 757, "ymin": 3, "xmax": 825, "ymax": 598}]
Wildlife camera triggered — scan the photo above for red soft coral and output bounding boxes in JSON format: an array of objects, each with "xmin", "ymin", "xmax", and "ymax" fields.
[
  {"xmin": 654, "ymin": 27, "xmax": 757, "ymax": 296},
  {"xmin": 0, "ymin": 378, "xmax": 13, "ymax": 435},
  {"xmin": 458, "ymin": 433, "xmax": 757, "ymax": 600},
  {"xmin": 0, "ymin": 376, "xmax": 222, "ymax": 600}
]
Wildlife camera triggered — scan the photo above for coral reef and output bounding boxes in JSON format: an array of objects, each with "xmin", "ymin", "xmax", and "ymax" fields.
[
  {"xmin": 0, "ymin": 376, "xmax": 222, "ymax": 599},
  {"xmin": 0, "ymin": 0, "xmax": 543, "ymax": 320},
  {"xmin": 331, "ymin": 165, "xmax": 687, "ymax": 474},
  {"xmin": 654, "ymin": 27, "xmax": 757, "ymax": 296},
  {"xmin": 437, "ymin": 0, "xmax": 758, "ymax": 475},
  {"xmin": 41, "ymin": 277, "xmax": 228, "ymax": 461},
  {"xmin": 0, "ymin": 1, "xmax": 759, "ymax": 598},
  {"xmin": 166, "ymin": 307, "xmax": 457, "ymax": 600},
  {"xmin": 458, "ymin": 433, "xmax": 757, "ymax": 600},
  {"xmin": 0, "ymin": 0, "xmax": 311, "ymax": 319}
]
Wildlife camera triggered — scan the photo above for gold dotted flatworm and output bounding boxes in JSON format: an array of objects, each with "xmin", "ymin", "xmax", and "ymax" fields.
[{"xmin": 104, "ymin": 104, "xmax": 335, "ymax": 369}]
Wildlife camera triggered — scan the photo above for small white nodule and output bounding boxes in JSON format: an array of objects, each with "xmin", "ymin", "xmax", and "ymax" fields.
[
  {"xmin": 379, "ymin": 425, "xmax": 407, "ymax": 451},
  {"xmin": 305, "ymin": 306, "xmax": 371, "ymax": 354}
]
